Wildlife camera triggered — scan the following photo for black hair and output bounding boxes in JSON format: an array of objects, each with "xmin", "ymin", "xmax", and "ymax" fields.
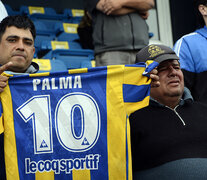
[
  {"xmin": 193, "ymin": 0, "xmax": 207, "ymax": 28},
  {"xmin": 0, "ymin": 15, "xmax": 36, "ymax": 41}
]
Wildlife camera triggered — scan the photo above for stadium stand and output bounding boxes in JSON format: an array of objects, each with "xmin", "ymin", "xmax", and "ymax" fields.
[
  {"xmin": 20, "ymin": 5, "xmax": 67, "ymax": 21},
  {"xmin": 56, "ymin": 22, "xmax": 80, "ymax": 42},
  {"xmin": 43, "ymin": 49, "xmax": 94, "ymax": 69},
  {"xmin": 32, "ymin": 58, "xmax": 68, "ymax": 72},
  {"xmin": 4, "ymin": 4, "xmax": 21, "ymax": 16},
  {"xmin": 63, "ymin": 8, "xmax": 84, "ymax": 23},
  {"xmin": 4, "ymin": 4, "xmax": 95, "ymax": 71},
  {"xmin": 41, "ymin": 40, "xmax": 82, "ymax": 51}
]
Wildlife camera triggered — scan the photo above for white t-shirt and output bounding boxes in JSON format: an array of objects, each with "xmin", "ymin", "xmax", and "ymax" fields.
[{"xmin": 0, "ymin": 0, "xmax": 8, "ymax": 22}]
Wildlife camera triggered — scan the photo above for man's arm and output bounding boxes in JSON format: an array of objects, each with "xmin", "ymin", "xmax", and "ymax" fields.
[
  {"xmin": 97, "ymin": 0, "xmax": 137, "ymax": 15},
  {"xmin": 101, "ymin": 0, "xmax": 154, "ymax": 15}
]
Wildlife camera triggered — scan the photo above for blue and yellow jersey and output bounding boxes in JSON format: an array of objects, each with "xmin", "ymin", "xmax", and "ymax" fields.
[{"xmin": 0, "ymin": 62, "xmax": 158, "ymax": 180}]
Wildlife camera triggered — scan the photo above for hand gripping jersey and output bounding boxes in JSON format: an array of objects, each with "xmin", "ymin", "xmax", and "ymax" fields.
[{"xmin": 0, "ymin": 62, "xmax": 158, "ymax": 180}]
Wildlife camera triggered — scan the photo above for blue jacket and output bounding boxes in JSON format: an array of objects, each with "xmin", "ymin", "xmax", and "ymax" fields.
[{"xmin": 174, "ymin": 26, "xmax": 207, "ymax": 104}]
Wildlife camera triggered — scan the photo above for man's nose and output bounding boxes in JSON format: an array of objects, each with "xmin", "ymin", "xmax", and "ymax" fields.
[
  {"xmin": 169, "ymin": 66, "xmax": 177, "ymax": 76},
  {"xmin": 16, "ymin": 40, "xmax": 24, "ymax": 50}
]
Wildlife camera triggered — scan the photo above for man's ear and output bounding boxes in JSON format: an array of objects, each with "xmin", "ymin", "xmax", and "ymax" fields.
[
  {"xmin": 33, "ymin": 47, "xmax": 35, "ymax": 55},
  {"xmin": 198, "ymin": 4, "xmax": 207, "ymax": 16}
]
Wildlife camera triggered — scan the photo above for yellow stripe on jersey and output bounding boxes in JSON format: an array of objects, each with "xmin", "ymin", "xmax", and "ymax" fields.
[
  {"xmin": 123, "ymin": 65, "xmax": 151, "ymax": 115},
  {"xmin": 1, "ymin": 84, "xmax": 20, "ymax": 180},
  {"xmin": 107, "ymin": 65, "xmax": 128, "ymax": 180},
  {"xmin": 123, "ymin": 66, "xmax": 150, "ymax": 86},
  {"xmin": 72, "ymin": 169, "xmax": 91, "ymax": 180},
  {"xmin": 69, "ymin": 68, "xmax": 88, "ymax": 74},
  {"xmin": 0, "ymin": 116, "xmax": 3, "ymax": 134},
  {"xmin": 29, "ymin": 72, "xmax": 50, "ymax": 77},
  {"xmin": 127, "ymin": 117, "xmax": 132, "ymax": 180},
  {"xmin": 36, "ymin": 171, "xmax": 54, "ymax": 180},
  {"xmin": 125, "ymin": 96, "xmax": 150, "ymax": 115}
]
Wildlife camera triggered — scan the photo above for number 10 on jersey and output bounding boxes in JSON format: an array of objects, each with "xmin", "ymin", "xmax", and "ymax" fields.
[{"xmin": 16, "ymin": 92, "xmax": 101, "ymax": 154}]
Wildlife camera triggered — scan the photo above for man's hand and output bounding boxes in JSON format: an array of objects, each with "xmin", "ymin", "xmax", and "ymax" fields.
[
  {"xmin": 96, "ymin": 0, "xmax": 106, "ymax": 12},
  {"xmin": 0, "ymin": 62, "xmax": 13, "ymax": 93},
  {"xmin": 149, "ymin": 68, "xmax": 160, "ymax": 88},
  {"xmin": 139, "ymin": 11, "xmax": 149, "ymax": 20},
  {"xmin": 102, "ymin": 0, "xmax": 123, "ymax": 15}
]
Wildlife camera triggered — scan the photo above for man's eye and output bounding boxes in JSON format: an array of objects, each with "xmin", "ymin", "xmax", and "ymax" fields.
[
  {"xmin": 25, "ymin": 41, "xmax": 33, "ymax": 46},
  {"xmin": 174, "ymin": 66, "xmax": 180, "ymax": 70},
  {"xmin": 8, "ymin": 39, "xmax": 16, "ymax": 42},
  {"xmin": 158, "ymin": 68, "xmax": 166, "ymax": 72}
]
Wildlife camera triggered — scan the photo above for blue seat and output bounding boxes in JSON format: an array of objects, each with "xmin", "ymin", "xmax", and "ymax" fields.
[
  {"xmin": 63, "ymin": 8, "xmax": 84, "ymax": 23},
  {"xmin": 5, "ymin": 4, "xmax": 21, "ymax": 15},
  {"xmin": 33, "ymin": 58, "xmax": 68, "ymax": 73},
  {"xmin": 33, "ymin": 20, "xmax": 60, "ymax": 37},
  {"xmin": 36, "ymin": 40, "xmax": 83, "ymax": 59},
  {"xmin": 41, "ymin": 40, "xmax": 82, "ymax": 51},
  {"xmin": 33, "ymin": 21, "xmax": 57, "ymax": 56},
  {"xmin": 35, "ymin": 34, "xmax": 56, "ymax": 56},
  {"xmin": 56, "ymin": 23, "xmax": 80, "ymax": 42},
  {"xmin": 43, "ymin": 49, "xmax": 94, "ymax": 69},
  {"xmin": 20, "ymin": 5, "xmax": 67, "ymax": 21}
]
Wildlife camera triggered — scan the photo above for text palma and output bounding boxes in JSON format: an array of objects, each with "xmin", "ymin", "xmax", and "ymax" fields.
[{"xmin": 33, "ymin": 75, "xmax": 82, "ymax": 91}]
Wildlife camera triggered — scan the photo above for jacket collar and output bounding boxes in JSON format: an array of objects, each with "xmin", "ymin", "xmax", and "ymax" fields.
[
  {"xmin": 4, "ymin": 61, "xmax": 39, "ymax": 75},
  {"xmin": 25, "ymin": 61, "xmax": 39, "ymax": 74},
  {"xmin": 196, "ymin": 26, "xmax": 207, "ymax": 39}
]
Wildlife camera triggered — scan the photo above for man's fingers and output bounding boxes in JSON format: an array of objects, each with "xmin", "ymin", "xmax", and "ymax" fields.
[
  {"xmin": 150, "ymin": 73, "xmax": 159, "ymax": 81},
  {"xmin": 0, "ymin": 81, "xmax": 7, "ymax": 88},
  {"xmin": 149, "ymin": 69, "xmax": 160, "ymax": 88},
  {"xmin": 0, "ymin": 75, "xmax": 8, "ymax": 82},
  {"xmin": 0, "ymin": 81, "xmax": 8, "ymax": 93},
  {"xmin": 0, "ymin": 62, "xmax": 13, "ymax": 74},
  {"xmin": 151, "ymin": 81, "xmax": 160, "ymax": 88}
]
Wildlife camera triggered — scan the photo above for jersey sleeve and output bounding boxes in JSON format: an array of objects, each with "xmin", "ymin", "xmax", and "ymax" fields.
[
  {"xmin": 123, "ymin": 61, "xmax": 158, "ymax": 115},
  {"xmin": 174, "ymin": 37, "xmax": 195, "ymax": 72}
]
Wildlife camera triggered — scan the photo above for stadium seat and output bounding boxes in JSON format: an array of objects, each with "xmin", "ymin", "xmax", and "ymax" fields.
[
  {"xmin": 5, "ymin": 4, "xmax": 21, "ymax": 15},
  {"xmin": 20, "ymin": 5, "xmax": 67, "ymax": 21},
  {"xmin": 33, "ymin": 58, "xmax": 67, "ymax": 73},
  {"xmin": 43, "ymin": 49, "xmax": 94, "ymax": 69},
  {"xmin": 33, "ymin": 20, "xmax": 58, "ymax": 57},
  {"xmin": 36, "ymin": 40, "xmax": 83, "ymax": 59},
  {"xmin": 63, "ymin": 8, "xmax": 84, "ymax": 23},
  {"xmin": 56, "ymin": 22, "xmax": 80, "ymax": 42},
  {"xmin": 41, "ymin": 40, "xmax": 82, "ymax": 51}
]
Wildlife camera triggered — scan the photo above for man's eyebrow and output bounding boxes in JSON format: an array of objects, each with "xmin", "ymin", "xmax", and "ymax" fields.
[
  {"xmin": 6, "ymin": 35, "xmax": 33, "ymax": 42},
  {"xmin": 172, "ymin": 62, "xmax": 180, "ymax": 66},
  {"xmin": 23, "ymin": 37, "xmax": 33, "ymax": 42},
  {"xmin": 6, "ymin": 35, "xmax": 19, "ymax": 39}
]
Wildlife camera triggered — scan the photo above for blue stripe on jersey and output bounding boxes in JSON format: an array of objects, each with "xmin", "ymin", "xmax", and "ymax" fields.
[{"xmin": 123, "ymin": 84, "xmax": 150, "ymax": 103}]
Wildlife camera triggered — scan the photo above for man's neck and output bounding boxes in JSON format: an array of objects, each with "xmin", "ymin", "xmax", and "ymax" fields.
[{"xmin": 152, "ymin": 96, "xmax": 181, "ymax": 109}]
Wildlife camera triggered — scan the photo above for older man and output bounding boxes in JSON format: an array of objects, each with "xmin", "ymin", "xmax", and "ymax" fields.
[{"xmin": 130, "ymin": 44, "xmax": 207, "ymax": 179}]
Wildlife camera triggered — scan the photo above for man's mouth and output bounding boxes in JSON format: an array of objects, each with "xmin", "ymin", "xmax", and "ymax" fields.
[
  {"xmin": 168, "ymin": 79, "xmax": 180, "ymax": 86},
  {"xmin": 12, "ymin": 54, "xmax": 26, "ymax": 59}
]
